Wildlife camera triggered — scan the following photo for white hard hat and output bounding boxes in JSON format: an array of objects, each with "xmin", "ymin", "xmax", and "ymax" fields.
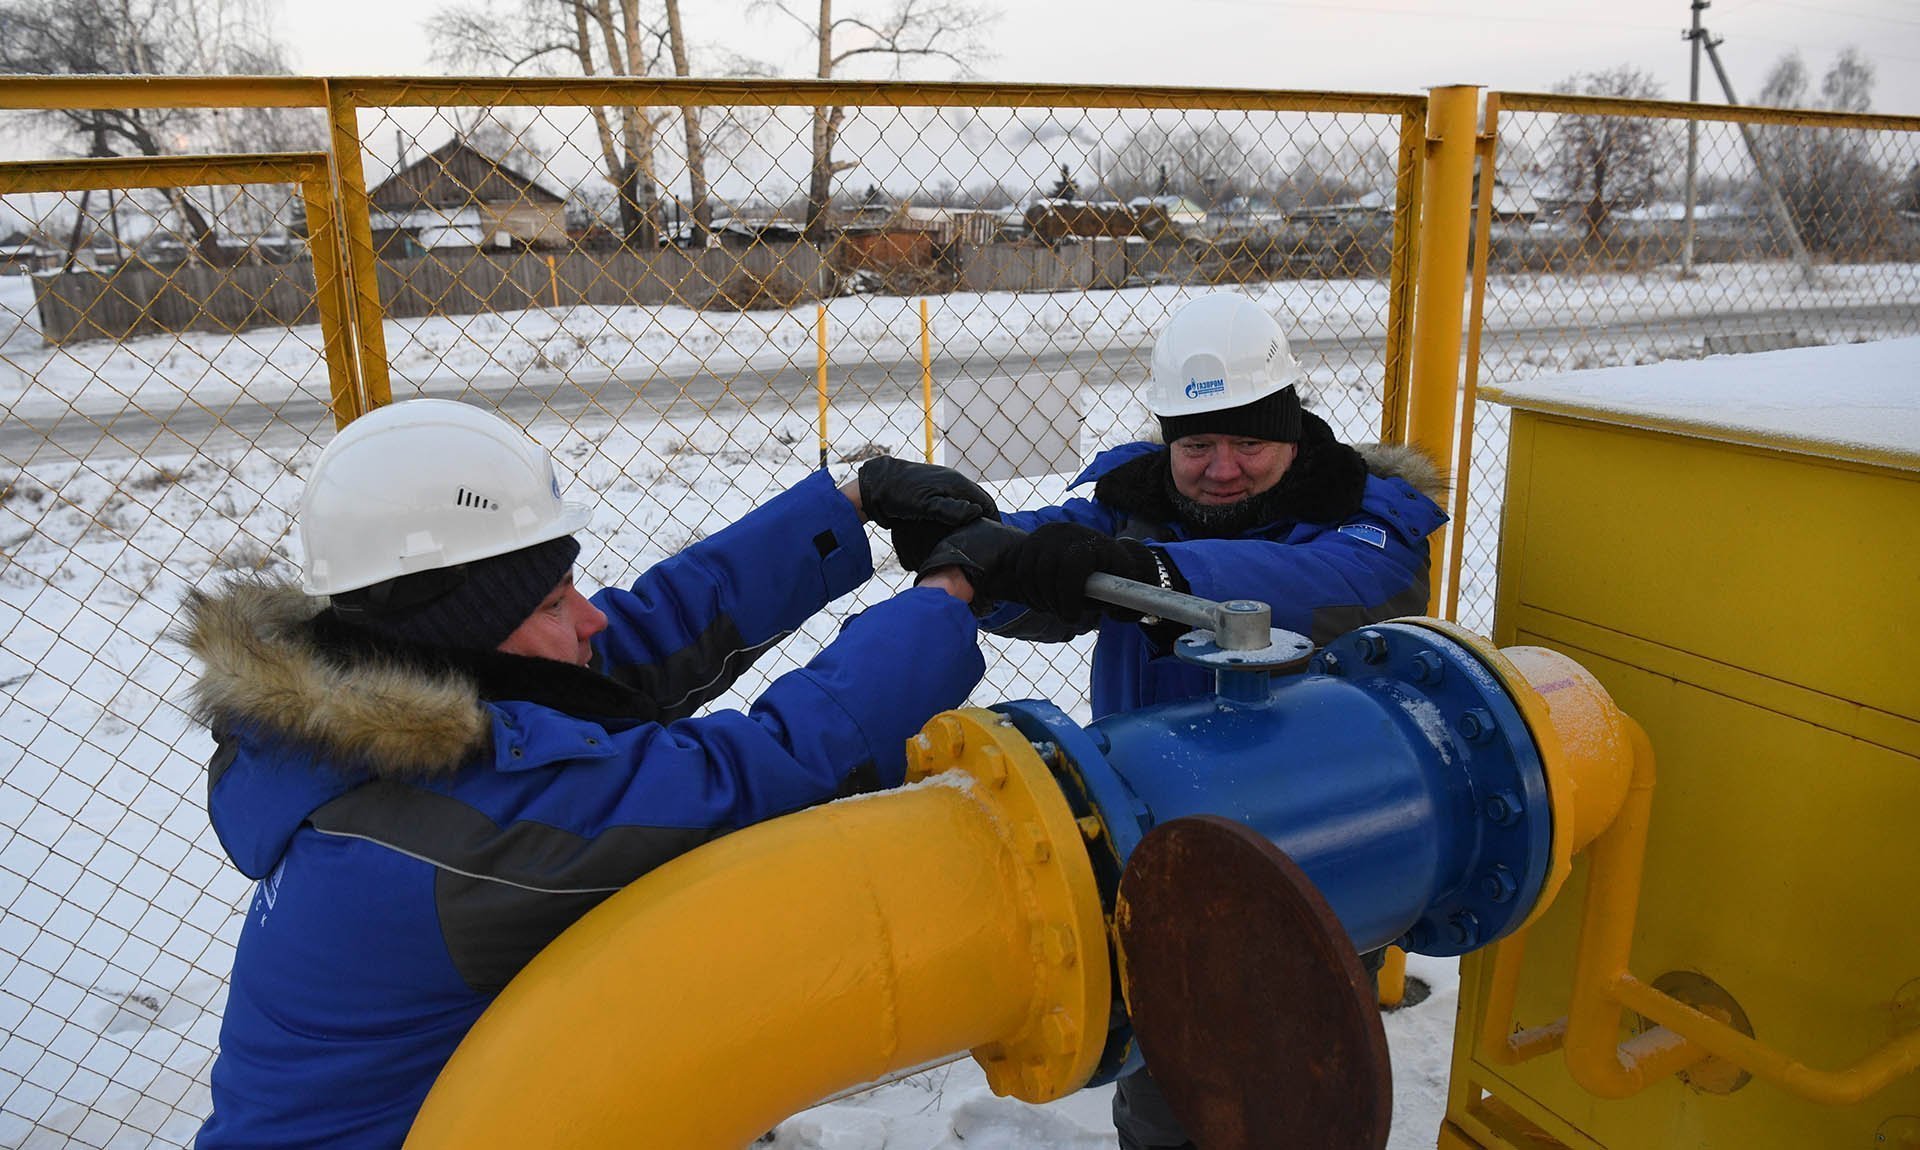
[
  {"xmin": 1147, "ymin": 293, "xmax": 1302, "ymax": 419},
  {"xmin": 299, "ymin": 399, "xmax": 592, "ymax": 595}
]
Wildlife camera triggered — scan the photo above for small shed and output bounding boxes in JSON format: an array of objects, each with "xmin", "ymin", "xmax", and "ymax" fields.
[{"xmin": 0, "ymin": 231, "xmax": 51, "ymax": 275}]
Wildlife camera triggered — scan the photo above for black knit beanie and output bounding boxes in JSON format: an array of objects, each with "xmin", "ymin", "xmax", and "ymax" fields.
[
  {"xmin": 329, "ymin": 534, "xmax": 582, "ymax": 652},
  {"xmin": 1158, "ymin": 383, "xmax": 1304, "ymax": 445}
]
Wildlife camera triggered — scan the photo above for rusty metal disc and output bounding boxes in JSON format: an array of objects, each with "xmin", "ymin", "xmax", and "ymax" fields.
[{"xmin": 1116, "ymin": 815, "xmax": 1392, "ymax": 1150}]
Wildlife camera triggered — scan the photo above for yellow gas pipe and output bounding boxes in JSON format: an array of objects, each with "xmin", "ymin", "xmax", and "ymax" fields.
[{"xmin": 405, "ymin": 709, "xmax": 1107, "ymax": 1148}]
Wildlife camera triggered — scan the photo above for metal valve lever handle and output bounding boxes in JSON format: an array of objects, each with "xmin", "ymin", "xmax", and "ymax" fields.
[{"xmin": 1083, "ymin": 572, "xmax": 1274, "ymax": 652}]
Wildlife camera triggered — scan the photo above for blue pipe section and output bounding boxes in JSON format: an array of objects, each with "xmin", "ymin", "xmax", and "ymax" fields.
[{"xmin": 995, "ymin": 621, "xmax": 1555, "ymax": 1084}]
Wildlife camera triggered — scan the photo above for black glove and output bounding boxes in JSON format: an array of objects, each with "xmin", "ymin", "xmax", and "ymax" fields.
[
  {"xmin": 857, "ymin": 457, "xmax": 999, "ymax": 530},
  {"xmin": 997, "ymin": 522, "xmax": 1162, "ymax": 620},
  {"xmin": 889, "ymin": 519, "xmax": 956, "ymax": 573},
  {"xmin": 918, "ymin": 519, "xmax": 1029, "ymax": 617},
  {"xmin": 917, "ymin": 519, "xmax": 1027, "ymax": 583}
]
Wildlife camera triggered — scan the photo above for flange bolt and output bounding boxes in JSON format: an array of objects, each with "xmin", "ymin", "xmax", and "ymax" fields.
[
  {"xmin": 1459, "ymin": 708, "xmax": 1496, "ymax": 744},
  {"xmin": 1480, "ymin": 866, "xmax": 1518, "ymax": 903},
  {"xmin": 1484, "ymin": 790, "xmax": 1522, "ymax": 827}
]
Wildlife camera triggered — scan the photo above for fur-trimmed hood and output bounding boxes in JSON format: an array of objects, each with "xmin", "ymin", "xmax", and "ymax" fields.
[
  {"xmin": 180, "ymin": 581, "xmax": 492, "ymax": 779},
  {"xmin": 178, "ymin": 580, "xmax": 656, "ymax": 782},
  {"xmin": 1082, "ymin": 410, "xmax": 1445, "ymax": 530}
]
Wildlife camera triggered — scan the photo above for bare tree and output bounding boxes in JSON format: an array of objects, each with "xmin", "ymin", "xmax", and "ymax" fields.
[
  {"xmin": 1547, "ymin": 66, "xmax": 1671, "ymax": 244},
  {"xmin": 1757, "ymin": 47, "xmax": 1893, "ymax": 257},
  {"xmin": 429, "ymin": 0, "xmax": 669, "ymax": 246},
  {"xmin": 1104, "ymin": 121, "xmax": 1277, "ymax": 206},
  {"xmin": 429, "ymin": 0, "xmax": 764, "ymax": 246},
  {"xmin": 749, "ymin": 0, "xmax": 996, "ymax": 239},
  {"xmin": 457, "ymin": 109, "xmax": 551, "ymax": 177},
  {"xmin": 0, "ymin": 0, "xmax": 318, "ymax": 263},
  {"xmin": 660, "ymin": 1, "xmax": 714, "ymax": 240}
]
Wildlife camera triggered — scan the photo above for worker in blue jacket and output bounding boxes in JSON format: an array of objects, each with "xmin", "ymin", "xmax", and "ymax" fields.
[
  {"xmin": 910, "ymin": 292, "xmax": 1446, "ymax": 1150},
  {"xmin": 183, "ymin": 399, "xmax": 994, "ymax": 1148}
]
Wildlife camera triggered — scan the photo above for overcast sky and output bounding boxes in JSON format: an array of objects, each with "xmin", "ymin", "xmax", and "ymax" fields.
[{"xmin": 283, "ymin": 0, "xmax": 1920, "ymax": 115}]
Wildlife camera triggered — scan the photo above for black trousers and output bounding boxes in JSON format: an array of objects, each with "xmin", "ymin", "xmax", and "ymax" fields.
[{"xmin": 1112, "ymin": 948, "xmax": 1388, "ymax": 1149}]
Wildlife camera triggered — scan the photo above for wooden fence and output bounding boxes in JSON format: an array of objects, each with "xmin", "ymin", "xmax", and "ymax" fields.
[
  {"xmin": 29, "ymin": 244, "xmax": 833, "ymax": 344},
  {"xmin": 375, "ymin": 244, "xmax": 830, "ymax": 321},
  {"xmin": 33, "ymin": 221, "xmax": 1920, "ymax": 345},
  {"xmin": 31, "ymin": 258, "xmax": 322, "ymax": 344},
  {"xmin": 958, "ymin": 240, "xmax": 1129, "ymax": 293}
]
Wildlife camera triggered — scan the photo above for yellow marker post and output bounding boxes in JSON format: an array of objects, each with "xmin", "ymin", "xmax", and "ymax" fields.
[
  {"xmin": 546, "ymin": 255, "xmax": 560, "ymax": 309},
  {"xmin": 920, "ymin": 299, "xmax": 936, "ymax": 463},
  {"xmin": 1376, "ymin": 946, "xmax": 1407, "ymax": 1008},
  {"xmin": 816, "ymin": 306, "xmax": 829, "ymax": 469}
]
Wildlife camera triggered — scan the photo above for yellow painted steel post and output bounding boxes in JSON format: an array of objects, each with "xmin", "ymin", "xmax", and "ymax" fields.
[
  {"xmin": 1408, "ymin": 85, "xmax": 1480, "ymax": 616},
  {"xmin": 1376, "ymin": 946, "xmax": 1407, "ymax": 1008},
  {"xmin": 1443, "ymin": 95, "xmax": 1501, "ymax": 623},
  {"xmin": 546, "ymin": 255, "xmax": 560, "ymax": 309},
  {"xmin": 298, "ymin": 175, "xmax": 362, "ymax": 429},
  {"xmin": 816, "ymin": 305, "xmax": 830, "ymax": 469},
  {"xmin": 920, "ymin": 298, "xmax": 936, "ymax": 462},
  {"xmin": 325, "ymin": 82, "xmax": 393, "ymax": 409},
  {"xmin": 1378, "ymin": 105, "xmax": 1426, "ymax": 447}
]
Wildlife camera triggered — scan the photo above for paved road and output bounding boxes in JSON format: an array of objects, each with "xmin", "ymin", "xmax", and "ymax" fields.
[{"xmin": 5, "ymin": 301, "xmax": 1914, "ymax": 466}]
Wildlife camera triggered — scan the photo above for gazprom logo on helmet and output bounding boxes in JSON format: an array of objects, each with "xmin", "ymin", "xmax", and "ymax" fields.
[{"xmin": 1184, "ymin": 376, "xmax": 1227, "ymax": 400}]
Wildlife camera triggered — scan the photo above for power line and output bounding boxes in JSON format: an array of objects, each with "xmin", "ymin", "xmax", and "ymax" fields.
[
  {"xmin": 1188, "ymin": 0, "xmax": 1676, "ymax": 34},
  {"xmin": 1747, "ymin": 0, "xmax": 1920, "ymax": 28}
]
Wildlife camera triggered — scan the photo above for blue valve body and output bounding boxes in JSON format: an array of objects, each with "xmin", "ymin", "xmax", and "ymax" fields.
[{"xmin": 995, "ymin": 622, "xmax": 1554, "ymax": 1085}]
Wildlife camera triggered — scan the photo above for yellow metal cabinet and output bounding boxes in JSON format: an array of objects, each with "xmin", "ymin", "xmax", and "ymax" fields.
[{"xmin": 1443, "ymin": 339, "xmax": 1920, "ymax": 1150}]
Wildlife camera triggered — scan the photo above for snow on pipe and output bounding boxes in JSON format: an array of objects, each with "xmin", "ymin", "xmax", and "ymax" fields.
[{"xmin": 406, "ymin": 618, "xmax": 1639, "ymax": 1147}]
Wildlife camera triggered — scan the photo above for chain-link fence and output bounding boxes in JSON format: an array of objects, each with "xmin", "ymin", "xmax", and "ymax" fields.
[
  {"xmin": 1450, "ymin": 93, "xmax": 1920, "ymax": 634},
  {"xmin": 6, "ymin": 75, "xmax": 1916, "ymax": 1147},
  {"xmin": 0, "ymin": 148, "xmax": 355, "ymax": 1146},
  {"xmin": 2, "ymin": 78, "xmax": 1425, "ymax": 1146}
]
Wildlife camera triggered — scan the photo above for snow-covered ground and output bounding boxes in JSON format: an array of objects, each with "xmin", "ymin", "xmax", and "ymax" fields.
[
  {"xmin": 6, "ymin": 261, "xmax": 1916, "ymax": 415},
  {"xmin": 1, "ymin": 262, "xmax": 1914, "ymax": 1147}
]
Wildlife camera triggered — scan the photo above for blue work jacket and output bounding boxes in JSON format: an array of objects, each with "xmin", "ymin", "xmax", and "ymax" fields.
[{"xmin": 186, "ymin": 470, "xmax": 983, "ymax": 1147}]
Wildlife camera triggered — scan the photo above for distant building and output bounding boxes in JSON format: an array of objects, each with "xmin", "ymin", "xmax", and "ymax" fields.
[
  {"xmin": 1288, "ymin": 189, "xmax": 1394, "ymax": 224},
  {"xmin": 1213, "ymin": 196, "xmax": 1288, "ymax": 232},
  {"xmin": 1472, "ymin": 176, "xmax": 1541, "ymax": 224},
  {"xmin": 368, "ymin": 139, "xmax": 568, "ymax": 257},
  {"xmin": 0, "ymin": 231, "xmax": 52, "ymax": 275},
  {"xmin": 1125, "ymin": 194, "xmax": 1208, "ymax": 231},
  {"xmin": 1026, "ymin": 199, "xmax": 1180, "ymax": 243},
  {"xmin": 892, "ymin": 205, "xmax": 1004, "ymax": 246}
]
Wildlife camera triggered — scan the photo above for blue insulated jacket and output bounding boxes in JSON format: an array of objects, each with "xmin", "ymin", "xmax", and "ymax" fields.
[
  {"xmin": 990, "ymin": 430, "xmax": 1445, "ymax": 719},
  {"xmin": 184, "ymin": 470, "xmax": 984, "ymax": 1148}
]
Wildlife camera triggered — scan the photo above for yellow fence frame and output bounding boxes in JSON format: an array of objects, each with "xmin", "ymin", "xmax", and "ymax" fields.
[
  {"xmin": 1, "ymin": 75, "xmax": 1431, "ymax": 437},
  {"xmin": 0, "ymin": 149, "xmax": 362, "ymax": 426}
]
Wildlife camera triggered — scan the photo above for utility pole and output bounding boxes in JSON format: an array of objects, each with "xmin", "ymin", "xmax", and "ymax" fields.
[
  {"xmin": 1680, "ymin": 0, "xmax": 1708, "ymax": 279},
  {"xmin": 1698, "ymin": 31, "xmax": 1822, "ymax": 285}
]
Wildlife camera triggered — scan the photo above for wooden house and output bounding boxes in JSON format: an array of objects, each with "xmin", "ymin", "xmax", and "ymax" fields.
[{"xmin": 368, "ymin": 139, "xmax": 568, "ymax": 257}]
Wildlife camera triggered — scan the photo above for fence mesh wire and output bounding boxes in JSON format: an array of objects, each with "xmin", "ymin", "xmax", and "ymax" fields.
[
  {"xmin": 2, "ymin": 174, "xmax": 342, "ymax": 1147},
  {"xmin": 2, "ymin": 85, "xmax": 1417, "ymax": 1146},
  {"xmin": 3, "ymin": 82, "xmax": 1917, "ymax": 1146}
]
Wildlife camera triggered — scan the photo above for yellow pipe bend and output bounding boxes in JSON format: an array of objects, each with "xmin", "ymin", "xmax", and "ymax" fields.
[{"xmin": 406, "ymin": 709, "xmax": 1108, "ymax": 1148}]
